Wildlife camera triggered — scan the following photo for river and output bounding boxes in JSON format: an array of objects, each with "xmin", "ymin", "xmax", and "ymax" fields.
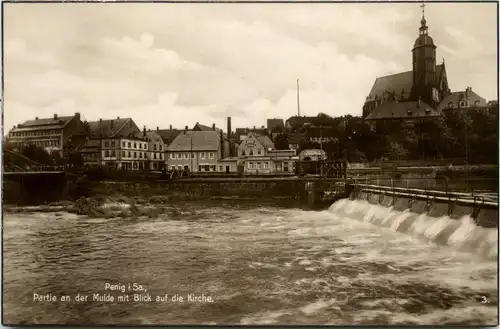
[{"xmin": 3, "ymin": 199, "xmax": 498, "ymax": 325}]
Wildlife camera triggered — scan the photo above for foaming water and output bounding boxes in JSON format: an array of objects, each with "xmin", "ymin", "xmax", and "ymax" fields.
[
  {"xmin": 3, "ymin": 201, "xmax": 498, "ymax": 325},
  {"xmin": 330, "ymin": 199, "xmax": 498, "ymax": 260}
]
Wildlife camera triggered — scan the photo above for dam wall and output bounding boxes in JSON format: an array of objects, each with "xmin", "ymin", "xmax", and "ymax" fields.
[{"xmin": 349, "ymin": 184, "xmax": 498, "ymax": 228}]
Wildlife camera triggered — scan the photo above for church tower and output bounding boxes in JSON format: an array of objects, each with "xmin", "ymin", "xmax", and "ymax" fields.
[{"xmin": 411, "ymin": 3, "xmax": 437, "ymax": 105}]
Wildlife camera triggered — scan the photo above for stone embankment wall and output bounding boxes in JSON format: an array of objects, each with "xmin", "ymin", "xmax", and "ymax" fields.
[
  {"xmin": 350, "ymin": 186, "xmax": 498, "ymax": 228},
  {"xmin": 90, "ymin": 179, "xmax": 308, "ymax": 201}
]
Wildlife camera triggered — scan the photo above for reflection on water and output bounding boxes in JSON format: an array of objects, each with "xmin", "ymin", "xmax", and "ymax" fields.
[{"xmin": 3, "ymin": 200, "xmax": 498, "ymax": 325}]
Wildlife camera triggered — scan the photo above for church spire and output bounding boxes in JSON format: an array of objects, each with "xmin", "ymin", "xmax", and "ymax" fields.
[{"xmin": 419, "ymin": 2, "xmax": 428, "ymax": 35}]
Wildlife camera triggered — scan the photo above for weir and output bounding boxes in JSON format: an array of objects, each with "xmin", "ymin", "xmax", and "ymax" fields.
[
  {"xmin": 347, "ymin": 184, "xmax": 498, "ymax": 228},
  {"xmin": 329, "ymin": 198, "xmax": 498, "ymax": 260}
]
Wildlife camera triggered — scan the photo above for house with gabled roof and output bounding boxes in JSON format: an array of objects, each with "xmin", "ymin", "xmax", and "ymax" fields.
[
  {"xmin": 80, "ymin": 117, "xmax": 150, "ymax": 170},
  {"xmin": 166, "ymin": 129, "xmax": 224, "ymax": 172},
  {"xmin": 237, "ymin": 131, "xmax": 297, "ymax": 174}
]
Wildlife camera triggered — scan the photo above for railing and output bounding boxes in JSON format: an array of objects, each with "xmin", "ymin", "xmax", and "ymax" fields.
[
  {"xmin": 353, "ymin": 183, "xmax": 498, "ymax": 208},
  {"xmin": 4, "ymin": 165, "xmax": 66, "ymax": 173},
  {"xmin": 349, "ymin": 177, "xmax": 498, "ymax": 202}
]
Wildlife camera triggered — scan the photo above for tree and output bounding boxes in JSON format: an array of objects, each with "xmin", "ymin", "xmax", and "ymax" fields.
[{"xmin": 274, "ymin": 133, "xmax": 290, "ymax": 150}]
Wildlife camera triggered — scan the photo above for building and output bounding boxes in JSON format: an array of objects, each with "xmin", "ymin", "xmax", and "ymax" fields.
[
  {"xmin": 437, "ymin": 87, "xmax": 487, "ymax": 111},
  {"xmin": 299, "ymin": 149, "xmax": 327, "ymax": 161},
  {"xmin": 145, "ymin": 128, "xmax": 167, "ymax": 171},
  {"xmin": 285, "ymin": 113, "xmax": 336, "ymax": 131},
  {"xmin": 237, "ymin": 132, "xmax": 297, "ymax": 174},
  {"xmin": 6, "ymin": 113, "xmax": 88, "ymax": 157},
  {"xmin": 267, "ymin": 118, "xmax": 285, "ymax": 132},
  {"xmin": 288, "ymin": 132, "xmax": 305, "ymax": 150},
  {"xmin": 81, "ymin": 117, "xmax": 149, "ymax": 170},
  {"xmin": 363, "ymin": 5, "xmax": 488, "ymax": 121},
  {"xmin": 166, "ymin": 129, "xmax": 224, "ymax": 172}
]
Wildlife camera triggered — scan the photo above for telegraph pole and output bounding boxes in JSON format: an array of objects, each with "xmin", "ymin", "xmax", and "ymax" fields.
[{"xmin": 297, "ymin": 79, "xmax": 300, "ymax": 117}]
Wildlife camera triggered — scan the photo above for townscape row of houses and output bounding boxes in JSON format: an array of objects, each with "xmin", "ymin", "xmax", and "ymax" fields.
[
  {"xmin": 6, "ymin": 113, "xmax": 330, "ymax": 175},
  {"xmin": 6, "ymin": 10, "xmax": 498, "ymax": 174}
]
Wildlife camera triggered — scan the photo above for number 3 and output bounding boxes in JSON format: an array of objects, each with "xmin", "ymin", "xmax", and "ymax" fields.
[{"xmin": 481, "ymin": 296, "xmax": 489, "ymax": 304}]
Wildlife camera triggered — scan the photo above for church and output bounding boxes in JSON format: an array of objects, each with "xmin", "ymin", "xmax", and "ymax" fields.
[{"xmin": 362, "ymin": 4, "xmax": 487, "ymax": 121}]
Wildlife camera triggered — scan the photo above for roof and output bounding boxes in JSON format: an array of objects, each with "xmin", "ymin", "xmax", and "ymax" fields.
[
  {"xmin": 366, "ymin": 64, "xmax": 444, "ymax": 102},
  {"xmin": 167, "ymin": 130, "xmax": 220, "ymax": 151},
  {"xmin": 253, "ymin": 133, "xmax": 274, "ymax": 149},
  {"xmin": 305, "ymin": 126, "xmax": 337, "ymax": 137},
  {"xmin": 155, "ymin": 129, "xmax": 181, "ymax": 146},
  {"xmin": 11, "ymin": 115, "xmax": 75, "ymax": 132},
  {"xmin": 267, "ymin": 118, "xmax": 284, "ymax": 129},
  {"xmin": 285, "ymin": 114, "xmax": 336, "ymax": 127},
  {"xmin": 437, "ymin": 89, "xmax": 487, "ymax": 111},
  {"xmin": 218, "ymin": 157, "xmax": 238, "ymax": 162},
  {"xmin": 365, "ymin": 101, "xmax": 441, "ymax": 120},
  {"xmin": 88, "ymin": 118, "xmax": 140, "ymax": 139}
]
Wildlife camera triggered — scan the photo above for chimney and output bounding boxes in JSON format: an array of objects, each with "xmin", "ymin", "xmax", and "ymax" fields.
[
  {"xmin": 417, "ymin": 96, "xmax": 421, "ymax": 108},
  {"xmin": 117, "ymin": 116, "xmax": 120, "ymax": 120},
  {"xmin": 156, "ymin": 126, "xmax": 159, "ymax": 131},
  {"xmin": 53, "ymin": 114, "xmax": 58, "ymax": 119},
  {"xmin": 74, "ymin": 112, "xmax": 80, "ymax": 120},
  {"xmin": 212, "ymin": 123, "xmax": 216, "ymax": 131},
  {"xmin": 35, "ymin": 117, "xmax": 39, "ymax": 120},
  {"xmin": 99, "ymin": 118, "xmax": 103, "ymax": 123},
  {"xmin": 185, "ymin": 125, "xmax": 188, "ymax": 131},
  {"xmin": 170, "ymin": 124, "xmax": 172, "ymax": 130},
  {"xmin": 227, "ymin": 117, "xmax": 232, "ymax": 139},
  {"xmin": 466, "ymin": 87, "xmax": 471, "ymax": 99},
  {"xmin": 143, "ymin": 126, "xmax": 146, "ymax": 137},
  {"xmin": 110, "ymin": 120, "xmax": 114, "ymax": 129}
]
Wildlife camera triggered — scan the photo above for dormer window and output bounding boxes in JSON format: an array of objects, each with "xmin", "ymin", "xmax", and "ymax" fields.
[
  {"xmin": 425, "ymin": 108, "xmax": 431, "ymax": 114},
  {"xmin": 407, "ymin": 110, "xmax": 413, "ymax": 116}
]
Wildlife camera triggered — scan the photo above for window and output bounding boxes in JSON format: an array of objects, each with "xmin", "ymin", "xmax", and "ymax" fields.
[
  {"xmin": 201, "ymin": 152, "xmax": 206, "ymax": 159},
  {"xmin": 154, "ymin": 144, "xmax": 157, "ymax": 151},
  {"xmin": 159, "ymin": 145, "xmax": 163, "ymax": 151},
  {"xmin": 128, "ymin": 142, "xmax": 131, "ymax": 148},
  {"xmin": 258, "ymin": 149, "xmax": 262, "ymax": 155},
  {"xmin": 144, "ymin": 144, "xmax": 148, "ymax": 150},
  {"xmin": 111, "ymin": 150, "xmax": 116, "ymax": 157},
  {"xmin": 178, "ymin": 165, "xmax": 183, "ymax": 170},
  {"xmin": 122, "ymin": 141, "xmax": 126, "ymax": 147},
  {"xmin": 111, "ymin": 141, "xmax": 115, "ymax": 147},
  {"xmin": 134, "ymin": 152, "xmax": 137, "ymax": 158},
  {"xmin": 264, "ymin": 162, "xmax": 269, "ymax": 169},
  {"xmin": 191, "ymin": 153, "xmax": 196, "ymax": 159},
  {"xmin": 170, "ymin": 153, "xmax": 175, "ymax": 159},
  {"xmin": 184, "ymin": 153, "xmax": 189, "ymax": 159},
  {"xmin": 153, "ymin": 153, "xmax": 157, "ymax": 159},
  {"xmin": 249, "ymin": 149, "xmax": 254, "ymax": 155},
  {"xmin": 140, "ymin": 152, "xmax": 143, "ymax": 158},
  {"xmin": 172, "ymin": 165, "xmax": 176, "ymax": 170},
  {"xmin": 199, "ymin": 165, "xmax": 202, "ymax": 171},
  {"xmin": 128, "ymin": 151, "xmax": 131, "ymax": 157},
  {"xmin": 219, "ymin": 165, "xmax": 223, "ymax": 171},
  {"xmin": 460, "ymin": 101, "xmax": 465, "ymax": 107},
  {"xmin": 256, "ymin": 162, "xmax": 261, "ymax": 169},
  {"xmin": 139, "ymin": 144, "xmax": 142, "ymax": 149},
  {"xmin": 122, "ymin": 151, "xmax": 125, "ymax": 157},
  {"xmin": 248, "ymin": 162, "xmax": 252, "ymax": 169},
  {"xmin": 209, "ymin": 152, "xmax": 214, "ymax": 159},
  {"xmin": 210, "ymin": 165, "xmax": 216, "ymax": 171},
  {"xmin": 176, "ymin": 153, "xmax": 181, "ymax": 159},
  {"xmin": 105, "ymin": 150, "xmax": 109, "ymax": 157},
  {"xmin": 105, "ymin": 141, "xmax": 109, "ymax": 147},
  {"xmin": 241, "ymin": 150, "xmax": 246, "ymax": 156}
]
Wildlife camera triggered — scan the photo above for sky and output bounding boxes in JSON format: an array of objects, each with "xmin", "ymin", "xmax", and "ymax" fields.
[{"xmin": 3, "ymin": 1, "xmax": 498, "ymax": 132}]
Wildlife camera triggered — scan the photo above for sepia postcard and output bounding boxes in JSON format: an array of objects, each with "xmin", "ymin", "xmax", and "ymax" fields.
[{"xmin": 1, "ymin": 0, "xmax": 498, "ymax": 326}]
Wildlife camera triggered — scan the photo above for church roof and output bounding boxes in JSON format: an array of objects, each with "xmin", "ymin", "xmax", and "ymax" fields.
[
  {"xmin": 365, "ymin": 101, "xmax": 441, "ymax": 121},
  {"xmin": 366, "ymin": 64, "xmax": 444, "ymax": 102}
]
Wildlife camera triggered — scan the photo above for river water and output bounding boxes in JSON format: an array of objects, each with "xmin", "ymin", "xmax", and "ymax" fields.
[{"xmin": 3, "ymin": 199, "xmax": 498, "ymax": 325}]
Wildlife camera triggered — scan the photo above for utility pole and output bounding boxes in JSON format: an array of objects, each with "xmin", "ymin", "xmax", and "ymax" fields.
[{"xmin": 297, "ymin": 79, "xmax": 300, "ymax": 117}]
